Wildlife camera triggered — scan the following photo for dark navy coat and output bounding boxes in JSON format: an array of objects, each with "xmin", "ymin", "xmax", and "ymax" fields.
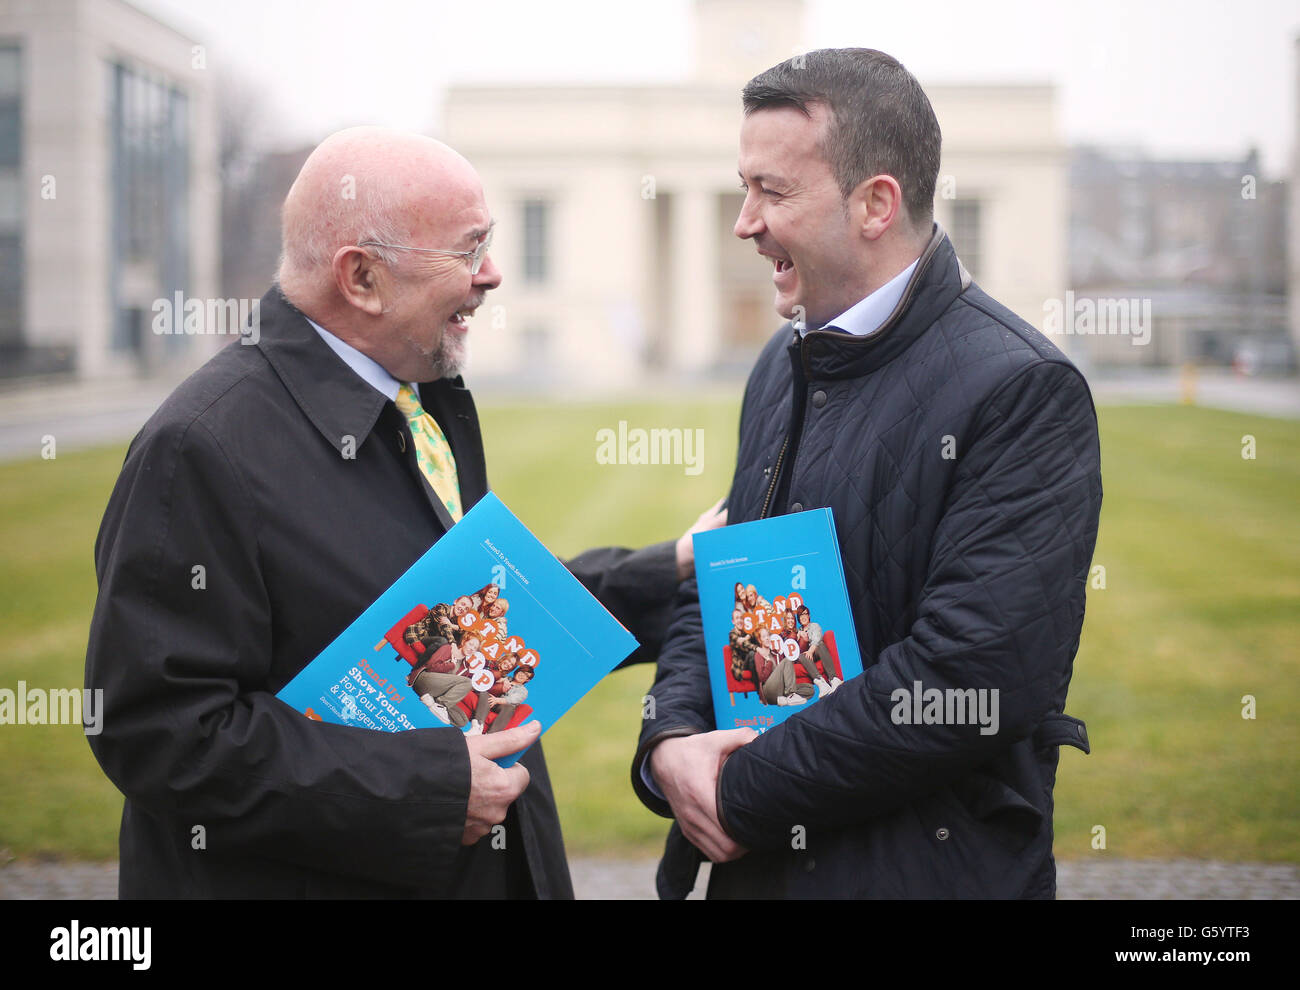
[{"xmin": 634, "ymin": 227, "xmax": 1101, "ymax": 898}]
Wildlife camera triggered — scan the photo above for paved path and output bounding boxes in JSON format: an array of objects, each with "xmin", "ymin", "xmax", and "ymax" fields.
[
  {"xmin": 1087, "ymin": 368, "xmax": 1300, "ymax": 419},
  {"xmin": 1, "ymin": 369, "xmax": 1296, "ymax": 464},
  {"xmin": 0, "ymin": 378, "xmax": 176, "ymax": 463},
  {"xmin": 1, "ymin": 858, "xmax": 1296, "ymax": 899}
]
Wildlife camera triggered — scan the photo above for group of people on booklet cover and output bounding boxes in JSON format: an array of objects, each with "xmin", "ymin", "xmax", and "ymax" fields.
[
  {"xmin": 726, "ymin": 583, "xmax": 844, "ymax": 707},
  {"xmin": 401, "ymin": 581, "xmax": 539, "ymax": 733}
]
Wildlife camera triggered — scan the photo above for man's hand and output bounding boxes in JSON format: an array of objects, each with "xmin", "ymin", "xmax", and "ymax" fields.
[
  {"xmin": 462, "ymin": 720, "xmax": 541, "ymax": 845},
  {"xmin": 676, "ymin": 497, "xmax": 728, "ymax": 580},
  {"xmin": 649, "ymin": 728, "xmax": 756, "ymax": 862}
]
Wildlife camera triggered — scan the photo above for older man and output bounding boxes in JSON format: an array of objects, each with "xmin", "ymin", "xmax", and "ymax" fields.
[
  {"xmin": 634, "ymin": 50, "xmax": 1102, "ymax": 898},
  {"xmin": 86, "ymin": 127, "xmax": 710, "ymax": 898}
]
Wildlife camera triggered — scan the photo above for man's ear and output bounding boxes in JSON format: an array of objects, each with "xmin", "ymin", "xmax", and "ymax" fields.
[
  {"xmin": 332, "ymin": 245, "xmax": 388, "ymax": 316},
  {"xmin": 849, "ymin": 174, "xmax": 904, "ymax": 241}
]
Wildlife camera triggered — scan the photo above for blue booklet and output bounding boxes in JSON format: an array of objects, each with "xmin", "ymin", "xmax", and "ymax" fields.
[
  {"xmin": 277, "ymin": 492, "xmax": 639, "ymax": 766},
  {"xmin": 693, "ymin": 508, "xmax": 863, "ymax": 733}
]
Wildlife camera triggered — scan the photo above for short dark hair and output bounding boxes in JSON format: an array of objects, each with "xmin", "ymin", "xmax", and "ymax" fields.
[{"xmin": 742, "ymin": 49, "xmax": 941, "ymax": 228}]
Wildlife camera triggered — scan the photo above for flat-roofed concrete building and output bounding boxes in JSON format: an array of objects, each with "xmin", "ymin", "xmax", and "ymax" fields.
[
  {"xmin": 0, "ymin": 0, "xmax": 218, "ymax": 380},
  {"xmin": 444, "ymin": 0, "xmax": 1065, "ymax": 387},
  {"xmin": 1290, "ymin": 35, "xmax": 1300, "ymax": 356}
]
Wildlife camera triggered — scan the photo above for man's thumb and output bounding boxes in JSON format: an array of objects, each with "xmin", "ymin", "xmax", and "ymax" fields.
[
  {"xmin": 720, "ymin": 727, "xmax": 759, "ymax": 750},
  {"xmin": 471, "ymin": 719, "xmax": 542, "ymax": 760}
]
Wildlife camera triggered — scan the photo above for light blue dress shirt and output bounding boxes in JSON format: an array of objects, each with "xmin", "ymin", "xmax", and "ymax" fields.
[
  {"xmin": 799, "ymin": 258, "xmax": 919, "ymax": 338},
  {"xmin": 307, "ymin": 317, "xmax": 404, "ymax": 401}
]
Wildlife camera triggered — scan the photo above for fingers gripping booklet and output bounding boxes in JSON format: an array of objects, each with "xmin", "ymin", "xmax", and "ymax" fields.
[
  {"xmin": 693, "ymin": 508, "xmax": 864, "ymax": 733},
  {"xmin": 277, "ymin": 492, "xmax": 639, "ymax": 767}
]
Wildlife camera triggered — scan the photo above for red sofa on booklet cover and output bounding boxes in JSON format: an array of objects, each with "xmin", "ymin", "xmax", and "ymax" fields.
[
  {"xmin": 375, "ymin": 604, "xmax": 532, "ymax": 730},
  {"xmin": 722, "ymin": 630, "xmax": 838, "ymax": 705}
]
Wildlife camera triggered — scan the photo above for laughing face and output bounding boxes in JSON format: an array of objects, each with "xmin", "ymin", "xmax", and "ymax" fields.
[
  {"xmin": 734, "ymin": 103, "xmax": 864, "ymax": 329},
  {"xmin": 358, "ymin": 149, "xmax": 502, "ymax": 383},
  {"xmin": 383, "ymin": 207, "xmax": 499, "ymax": 382}
]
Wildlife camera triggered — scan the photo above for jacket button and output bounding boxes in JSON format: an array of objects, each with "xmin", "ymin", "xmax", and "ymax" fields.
[
  {"xmin": 804, "ymin": 857, "xmax": 816, "ymax": 872},
  {"xmin": 397, "ymin": 432, "xmax": 407, "ymax": 453},
  {"xmin": 811, "ymin": 389, "xmax": 827, "ymax": 408},
  {"xmin": 936, "ymin": 827, "xmax": 950, "ymax": 841},
  {"xmin": 790, "ymin": 502, "xmax": 803, "ymax": 513}
]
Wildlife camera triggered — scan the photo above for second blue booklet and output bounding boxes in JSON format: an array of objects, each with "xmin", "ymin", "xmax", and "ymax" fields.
[
  {"xmin": 693, "ymin": 508, "xmax": 863, "ymax": 733},
  {"xmin": 277, "ymin": 492, "xmax": 639, "ymax": 767}
]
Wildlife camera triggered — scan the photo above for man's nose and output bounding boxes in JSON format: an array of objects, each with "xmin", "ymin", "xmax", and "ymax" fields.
[
  {"xmin": 733, "ymin": 195, "xmax": 763, "ymax": 240},
  {"xmin": 474, "ymin": 251, "xmax": 502, "ymax": 290}
]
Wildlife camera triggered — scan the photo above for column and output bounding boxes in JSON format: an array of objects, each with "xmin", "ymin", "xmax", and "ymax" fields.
[{"xmin": 668, "ymin": 186, "xmax": 721, "ymax": 374}]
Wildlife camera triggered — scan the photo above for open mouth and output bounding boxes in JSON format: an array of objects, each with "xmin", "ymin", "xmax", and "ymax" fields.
[
  {"xmin": 772, "ymin": 257, "xmax": 793, "ymax": 273},
  {"xmin": 451, "ymin": 297, "xmax": 485, "ymax": 326}
]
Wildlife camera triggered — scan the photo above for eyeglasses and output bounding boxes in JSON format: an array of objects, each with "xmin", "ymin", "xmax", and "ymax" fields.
[{"xmin": 357, "ymin": 221, "xmax": 495, "ymax": 275}]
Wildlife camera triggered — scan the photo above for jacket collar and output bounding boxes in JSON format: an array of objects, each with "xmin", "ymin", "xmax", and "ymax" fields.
[
  {"xmin": 795, "ymin": 223, "xmax": 971, "ymax": 381},
  {"xmin": 255, "ymin": 287, "xmax": 392, "ymax": 456}
]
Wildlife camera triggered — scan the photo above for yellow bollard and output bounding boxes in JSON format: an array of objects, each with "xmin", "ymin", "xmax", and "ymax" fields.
[{"xmin": 1179, "ymin": 362, "xmax": 1197, "ymax": 406}]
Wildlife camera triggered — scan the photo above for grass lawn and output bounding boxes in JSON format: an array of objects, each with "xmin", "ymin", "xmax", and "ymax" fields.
[{"xmin": 0, "ymin": 398, "xmax": 1295, "ymax": 863}]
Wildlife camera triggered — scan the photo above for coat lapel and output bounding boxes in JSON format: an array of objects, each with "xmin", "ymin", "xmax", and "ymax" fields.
[
  {"xmin": 256, "ymin": 287, "xmax": 475, "ymax": 534},
  {"xmin": 255, "ymin": 288, "xmax": 391, "ymax": 457}
]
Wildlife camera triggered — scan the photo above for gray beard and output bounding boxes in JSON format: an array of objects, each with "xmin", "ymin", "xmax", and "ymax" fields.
[{"xmin": 428, "ymin": 332, "xmax": 470, "ymax": 381}]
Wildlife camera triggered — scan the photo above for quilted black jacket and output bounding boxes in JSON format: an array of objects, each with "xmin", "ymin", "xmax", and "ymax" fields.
[{"xmin": 632, "ymin": 226, "xmax": 1102, "ymax": 898}]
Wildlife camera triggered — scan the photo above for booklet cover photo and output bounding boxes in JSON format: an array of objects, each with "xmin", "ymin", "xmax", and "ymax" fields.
[
  {"xmin": 277, "ymin": 492, "xmax": 639, "ymax": 766},
  {"xmin": 693, "ymin": 508, "xmax": 863, "ymax": 733}
]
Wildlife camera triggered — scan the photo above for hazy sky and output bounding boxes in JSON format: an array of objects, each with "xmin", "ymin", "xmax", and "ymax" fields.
[{"xmin": 135, "ymin": 0, "xmax": 1298, "ymax": 177}]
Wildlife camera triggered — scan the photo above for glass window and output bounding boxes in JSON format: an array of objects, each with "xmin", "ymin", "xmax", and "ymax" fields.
[
  {"xmin": 0, "ymin": 46, "xmax": 20, "ymax": 347},
  {"xmin": 0, "ymin": 104, "xmax": 19, "ymax": 169},
  {"xmin": 951, "ymin": 199, "xmax": 981, "ymax": 281},
  {"xmin": 0, "ymin": 233, "xmax": 21, "ymax": 347},
  {"xmin": 108, "ymin": 61, "xmax": 190, "ymax": 354},
  {"xmin": 0, "ymin": 172, "xmax": 20, "ymax": 227},
  {"xmin": 0, "ymin": 46, "xmax": 20, "ymax": 97},
  {"xmin": 522, "ymin": 199, "xmax": 549, "ymax": 284}
]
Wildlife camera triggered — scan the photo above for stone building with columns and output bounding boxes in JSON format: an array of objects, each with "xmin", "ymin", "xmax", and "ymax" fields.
[{"xmin": 444, "ymin": 0, "xmax": 1065, "ymax": 387}]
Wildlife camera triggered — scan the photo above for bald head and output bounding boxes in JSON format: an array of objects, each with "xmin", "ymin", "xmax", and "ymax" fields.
[
  {"xmin": 278, "ymin": 127, "xmax": 479, "ymax": 293},
  {"xmin": 274, "ymin": 126, "xmax": 501, "ymax": 382}
]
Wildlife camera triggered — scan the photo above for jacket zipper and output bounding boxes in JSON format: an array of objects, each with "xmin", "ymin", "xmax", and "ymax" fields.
[
  {"xmin": 760, "ymin": 435, "xmax": 789, "ymax": 519},
  {"xmin": 760, "ymin": 330, "xmax": 811, "ymax": 520}
]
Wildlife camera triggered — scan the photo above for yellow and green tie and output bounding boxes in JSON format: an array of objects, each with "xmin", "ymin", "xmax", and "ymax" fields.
[{"xmin": 395, "ymin": 384, "xmax": 463, "ymax": 522}]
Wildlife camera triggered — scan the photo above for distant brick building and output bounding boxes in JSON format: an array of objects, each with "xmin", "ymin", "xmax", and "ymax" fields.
[{"xmin": 1067, "ymin": 146, "xmax": 1287, "ymax": 368}]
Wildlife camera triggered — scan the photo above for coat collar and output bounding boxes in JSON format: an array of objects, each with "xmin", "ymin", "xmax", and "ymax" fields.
[
  {"xmin": 255, "ymin": 287, "xmax": 392, "ymax": 457},
  {"xmin": 794, "ymin": 224, "xmax": 972, "ymax": 382},
  {"xmin": 253, "ymin": 287, "xmax": 490, "ymax": 528}
]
